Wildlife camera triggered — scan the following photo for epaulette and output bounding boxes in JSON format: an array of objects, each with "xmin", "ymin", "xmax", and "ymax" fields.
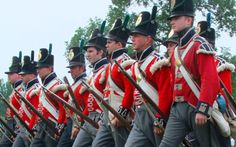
[
  {"xmin": 99, "ymin": 68, "xmax": 106, "ymax": 84},
  {"xmin": 63, "ymin": 90, "xmax": 69, "ymax": 98},
  {"xmin": 29, "ymin": 87, "xmax": 40, "ymax": 98},
  {"xmin": 79, "ymin": 84, "xmax": 88, "ymax": 94},
  {"xmin": 120, "ymin": 59, "xmax": 136, "ymax": 69},
  {"xmin": 217, "ymin": 57, "xmax": 235, "ymax": 73},
  {"xmin": 79, "ymin": 78, "xmax": 89, "ymax": 94},
  {"xmin": 150, "ymin": 54, "xmax": 170, "ymax": 74},
  {"xmin": 51, "ymin": 84, "xmax": 67, "ymax": 93},
  {"xmin": 194, "ymin": 36, "xmax": 216, "ymax": 55}
]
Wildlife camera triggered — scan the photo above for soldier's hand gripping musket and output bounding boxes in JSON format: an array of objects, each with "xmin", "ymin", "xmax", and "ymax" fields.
[
  {"xmin": 0, "ymin": 117, "xmax": 16, "ymax": 140},
  {"xmin": 13, "ymin": 89, "xmax": 59, "ymax": 138},
  {"xmin": 0, "ymin": 93, "xmax": 34, "ymax": 140},
  {"xmin": 219, "ymin": 78, "xmax": 236, "ymax": 114},
  {"xmin": 114, "ymin": 60, "xmax": 166, "ymax": 120},
  {"xmin": 63, "ymin": 76, "xmax": 84, "ymax": 111},
  {"xmin": 114, "ymin": 60, "xmax": 193, "ymax": 147},
  {"xmin": 81, "ymin": 80, "xmax": 131, "ymax": 131},
  {"xmin": 41, "ymin": 85, "xmax": 99, "ymax": 129}
]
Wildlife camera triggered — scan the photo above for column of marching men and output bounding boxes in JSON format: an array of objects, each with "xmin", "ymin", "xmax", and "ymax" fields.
[{"xmin": 0, "ymin": 0, "xmax": 235, "ymax": 147}]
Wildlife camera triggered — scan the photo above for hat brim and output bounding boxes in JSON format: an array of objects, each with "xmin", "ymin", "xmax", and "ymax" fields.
[
  {"xmin": 4, "ymin": 71, "xmax": 17, "ymax": 74},
  {"xmin": 168, "ymin": 12, "xmax": 195, "ymax": 20},
  {"xmin": 66, "ymin": 62, "xmax": 84, "ymax": 68}
]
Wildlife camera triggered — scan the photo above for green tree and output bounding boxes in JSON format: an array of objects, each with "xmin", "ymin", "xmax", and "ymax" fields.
[
  {"xmin": 67, "ymin": 0, "xmax": 236, "ymax": 50},
  {"xmin": 230, "ymin": 55, "xmax": 236, "ymax": 98},
  {"xmin": 0, "ymin": 79, "xmax": 12, "ymax": 117}
]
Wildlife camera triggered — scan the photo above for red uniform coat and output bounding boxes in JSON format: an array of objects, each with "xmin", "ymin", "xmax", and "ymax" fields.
[
  {"xmin": 63, "ymin": 72, "xmax": 89, "ymax": 123},
  {"xmin": 6, "ymin": 80, "xmax": 23, "ymax": 118},
  {"xmin": 131, "ymin": 46, "xmax": 173, "ymax": 119},
  {"xmin": 83, "ymin": 58, "xmax": 108, "ymax": 114},
  {"xmin": 18, "ymin": 78, "xmax": 40, "ymax": 129},
  {"xmin": 37, "ymin": 72, "xmax": 67, "ymax": 124},
  {"xmin": 103, "ymin": 48, "xmax": 135, "ymax": 119},
  {"xmin": 215, "ymin": 56, "xmax": 235, "ymax": 106},
  {"xmin": 173, "ymin": 28, "xmax": 220, "ymax": 116}
]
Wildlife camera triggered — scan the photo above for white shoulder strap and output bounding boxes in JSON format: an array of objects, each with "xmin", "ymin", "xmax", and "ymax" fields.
[{"xmin": 174, "ymin": 41, "xmax": 200, "ymax": 99}]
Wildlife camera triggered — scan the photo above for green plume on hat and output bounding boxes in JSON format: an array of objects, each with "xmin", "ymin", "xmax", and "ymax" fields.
[
  {"xmin": 31, "ymin": 50, "xmax": 34, "ymax": 61},
  {"xmin": 151, "ymin": 6, "xmax": 157, "ymax": 20},
  {"xmin": 49, "ymin": 43, "xmax": 52, "ymax": 55},
  {"xmin": 79, "ymin": 39, "xmax": 85, "ymax": 49},
  {"xmin": 123, "ymin": 15, "xmax": 130, "ymax": 28},
  {"xmin": 100, "ymin": 21, "xmax": 106, "ymax": 35},
  {"xmin": 207, "ymin": 12, "xmax": 211, "ymax": 28},
  {"xmin": 19, "ymin": 51, "xmax": 22, "ymax": 62}
]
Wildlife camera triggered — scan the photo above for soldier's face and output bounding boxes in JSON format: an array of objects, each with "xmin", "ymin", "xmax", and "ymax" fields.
[
  {"xmin": 106, "ymin": 39, "xmax": 120, "ymax": 54},
  {"xmin": 69, "ymin": 66, "xmax": 84, "ymax": 80},
  {"xmin": 7, "ymin": 73, "xmax": 21, "ymax": 84},
  {"xmin": 131, "ymin": 34, "xmax": 150, "ymax": 52},
  {"xmin": 167, "ymin": 42, "xmax": 177, "ymax": 57},
  {"xmin": 86, "ymin": 47, "xmax": 103, "ymax": 64},
  {"xmin": 21, "ymin": 74, "xmax": 35, "ymax": 85},
  {"xmin": 37, "ymin": 67, "xmax": 52, "ymax": 79},
  {"xmin": 170, "ymin": 16, "xmax": 192, "ymax": 33}
]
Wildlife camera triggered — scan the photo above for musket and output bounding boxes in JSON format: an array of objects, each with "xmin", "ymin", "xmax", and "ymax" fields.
[
  {"xmin": 114, "ymin": 60, "xmax": 166, "ymax": 120},
  {"xmin": 114, "ymin": 60, "xmax": 193, "ymax": 147},
  {"xmin": 41, "ymin": 85, "xmax": 99, "ymax": 129},
  {"xmin": 63, "ymin": 76, "xmax": 84, "ymax": 111},
  {"xmin": 0, "ymin": 117, "xmax": 16, "ymax": 138},
  {"xmin": 81, "ymin": 80, "xmax": 131, "ymax": 130},
  {"xmin": 219, "ymin": 78, "xmax": 236, "ymax": 114},
  {"xmin": 0, "ymin": 126, "xmax": 14, "ymax": 143},
  {"xmin": 0, "ymin": 93, "xmax": 34, "ymax": 138},
  {"xmin": 13, "ymin": 89, "xmax": 58, "ymax": 135}
]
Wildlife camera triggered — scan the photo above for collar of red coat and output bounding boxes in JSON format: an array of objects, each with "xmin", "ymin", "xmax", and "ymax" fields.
[
  {"xmin": 42, "ymin": 72, "xmax": 57, "ymax": 86},
  {"xmin": 109, "ymin": 48, "xmax": 127, "ymax": 60},
  {"xmin": 136, "ymin": 46, "xmax": 154, "ymax": 62},
  {"xmin": 25, "ymin": 78, "xmax": 39, "ymax": 91},
  {"xmin": 74, "ymin": 72, "xmax": 87, "ymax": 83},
  {"xmin": 178, "ymin": 27, "xmax": 195, "ymax": 47},
  {"xmin": 92, "ymin": 58, "xmax": 108, "ymax": 72},
  {"xmin": 13, "ymin": 80, "xmax": 23, "ymax": 89}
]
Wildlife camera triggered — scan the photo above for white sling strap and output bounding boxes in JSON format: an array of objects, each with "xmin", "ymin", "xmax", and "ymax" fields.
[{"xmin": 174, "ymin": 41, "xmax": 200, "ymax": 99}]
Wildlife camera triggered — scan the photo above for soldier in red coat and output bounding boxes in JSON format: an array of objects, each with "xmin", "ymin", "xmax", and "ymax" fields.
[
  {"xmin": 0, "ymin": 52, "xmax": 23, "ymax": 147},
  {"xmin": 72, "ymin": 21, "xmax": 108, "ymax": 147},
  {"xmin": 196, "ymin": 20, "xmax": 235, "ymax": 147},
  {"xmin": 57, "ymin": 42, "xmax": 88, "ymax": 147},
  {"xmin": 159, "ymin": 0, "xmax": 220, "ymax": 146},
  {"xmin": 125, "ymin": 6, "xmax": 173, "ymax": 147},
  {"xmin": 92, "ymin": 15, "xmax": 134, "ymax": 147},
  {"xmin": 30, "ymin": 45, "xmax": 67, "ymax": 147},
  {"xmin": 12, "ymin": 51, "xmax": 39, "ymax": 147}
]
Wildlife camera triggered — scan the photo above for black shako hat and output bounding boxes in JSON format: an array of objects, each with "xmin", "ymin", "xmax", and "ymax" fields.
[
  {"xmin": 19, "ymin": 51, "xmax": 37, "ymax": 74},
  {"xmin": 169, "ymin": 0, "xmax": 195, "ymax": 19},
  {"xmin": 36, "ymin": 43, "xmax": 54, "ymax": 68},
  {"xmin": 5, "ymin": 51, "xmax": 22, "ymax": 74},
  {"xmin": 131, "ymin": 6, "xmax": 158, "ymax": 39},
  {"xmin": 66, "ymin": 39, "xmax": 85, "ymax": 68},
  {"xmin": 106, "ymin": 15, "xmax": 131, "ymax": 44},
  {"xmin": 84, "ymin": 21, "xmax": 107, "ymax": 51}
]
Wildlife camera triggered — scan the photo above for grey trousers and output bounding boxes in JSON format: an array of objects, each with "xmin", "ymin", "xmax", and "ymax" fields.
[
  {"xmin": 57, "ymin": 118, "xmax": 74, "ymax": 147},
  {"xmin": 30, "ymin": 121, "xmax": 58, "ymax": 147},
  {"xmin": 12, "ymin": 127, "xmax": 31, "ymax": 147},
  {"xmin": 0, "ymin": 118, "xmax": 16, "ymax": 147},
  {"xmin": 159, "ymin": 102, "xmax": 220, "ymax": 147},
  {"xmin": 125, "ymin": 105, "xmax": 161, "ymax": 147},
  {"xmin": 92, "ymin": 121, "xmax": 129, "ymax": 147},
  {"xmin": 72, "ymin": 112, "xmax": 100, "ymax": 147}
]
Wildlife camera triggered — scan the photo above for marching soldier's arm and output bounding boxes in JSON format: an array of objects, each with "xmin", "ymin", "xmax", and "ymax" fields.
[
  {"xmin": 196, "ymin": 52, "xmax": 220, "ymax": 117},
  {"xmin": 119, "ymin": 70, "xmax": 134, "ymax": 118},
  {"xmin": 28, "ymin": 94, "xmax": 39, "ymax": 129},
  {"xmin": 154, "ymin": 66, "xmax": 173, "ymax": 119},
  {"xmin": 56, "ymin": 90, "xmax": 67, "ymax": 124}
]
